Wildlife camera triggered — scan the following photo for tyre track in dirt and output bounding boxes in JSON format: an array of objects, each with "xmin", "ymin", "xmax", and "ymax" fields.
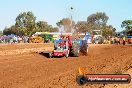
[
  {"xmin": 42, "ymin": 45, "xmax": 132, "ymax": 88},
  {"xmin": 0, "ymin": 44, "xmax": 132, "ymax": 88}
]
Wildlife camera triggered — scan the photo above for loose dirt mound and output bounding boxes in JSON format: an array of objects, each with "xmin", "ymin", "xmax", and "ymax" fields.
[{"xmin": 0, "ymin": 44, "xmax": 131, "ymax": 88}]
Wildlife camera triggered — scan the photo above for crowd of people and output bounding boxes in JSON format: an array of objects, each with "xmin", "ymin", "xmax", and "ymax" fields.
[
  {"xmin": 0, "ymin": 35, "xmax": 29, "ymax": 44},
  {"xmin": 112, "ymin": 37, "xmax": 126, "ymax": 45},
  {"xmin": 0, "ymin": 34, "xmax": 131, "ymax": 45}
]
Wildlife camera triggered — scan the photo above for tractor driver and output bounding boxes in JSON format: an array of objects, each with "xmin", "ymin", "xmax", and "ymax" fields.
[
  {"xmin": 59, "ymin": 41, "xmax": 66, "ymax": 49},
  {"xmin": 59, "ymin": 36, "xmax": 66, "ymax": 49}
]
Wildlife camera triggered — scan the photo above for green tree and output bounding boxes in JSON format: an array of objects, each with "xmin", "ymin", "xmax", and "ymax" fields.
[
  {"xmin": 86, "ymin": 12, "xmax": 117, "ymax": 37},
  {"xmin": 50, "ymin": 27, "xmax": 59, "ymax": 32},
  {"xmin": 120, "ymin": 20, "xmax": 132, "ymax": 36},
  {"xmin": 87, "ymin": 12, "xmax": 109, "ymax": 30},
  {"xmin": 121, "ymin": 20, "xmax": 132, "ymax": 30},
  {"xmin": 15, "ymin": 11, "xmax": 36, "ymax": 36},
  {"xmin": 10, "ymin": 25, "xmax": 19, "ymax": 34},
  {"xmin": 37, "ymin": 21, "xmax": 59, "ymax": 32},
  {"xmin": 3, "ymin": 25, "xmax": 19, "ymax": 35},
  {"xmin": 102, "ymin": 25, "xmax": 115, "ymax": 37},
  {"xmin": 3, "ymin": 27, "xmax": 9, "ymax": 35},
  {"xmin": 0, "ymin": 31, "xmax": 2, "ymax": 36},
  {"xmin": 36, "ymin": 21, "xmax": 49, "ymax": 32},
  {"xmin": 75, "ymin": 21, "xmax": 91, "ymax": 33}
]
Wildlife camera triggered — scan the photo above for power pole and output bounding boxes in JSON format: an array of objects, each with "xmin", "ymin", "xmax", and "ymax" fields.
[{"xmin": 70, "ymin": 6, "xmax": 73, "ymax": 33}]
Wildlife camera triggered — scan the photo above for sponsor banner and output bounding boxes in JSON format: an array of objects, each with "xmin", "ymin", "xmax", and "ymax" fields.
[{"xmin": 76, "ymin": 74, "xmax": 131, "ymax": 85}]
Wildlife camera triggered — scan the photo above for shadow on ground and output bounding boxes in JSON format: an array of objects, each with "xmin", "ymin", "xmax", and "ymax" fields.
[{"xmin": 39, "ymin": 52, "xmax": 50, "ymax": 58}]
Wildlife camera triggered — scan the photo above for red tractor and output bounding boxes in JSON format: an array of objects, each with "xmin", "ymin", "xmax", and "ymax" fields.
[
  {"xmin": 49, "ymin": 36, "xmax": 72, "ymax": 58},
  {"xmin": 49, "ymin": 35, "xmax": 88, "ymax": 58}
]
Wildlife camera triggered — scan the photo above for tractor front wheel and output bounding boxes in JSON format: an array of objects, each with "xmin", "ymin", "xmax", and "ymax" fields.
[
  {"xmin": 49, "ymin": 53, "xmax": 52, "ymax": 58},
  {"xmin": 65, "ymin": 53, "xmax": 69, "ymax": 58}
]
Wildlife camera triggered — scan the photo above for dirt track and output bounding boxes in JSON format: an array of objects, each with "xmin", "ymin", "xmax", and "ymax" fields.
[{"xmin": 0, "ymin": 44, "xmax": 132, "ymax": 88}]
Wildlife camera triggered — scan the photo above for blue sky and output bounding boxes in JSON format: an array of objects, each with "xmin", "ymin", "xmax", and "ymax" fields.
[{"xmin": 0, "ymin": 0, "xmax": 132, "ymax": 32}]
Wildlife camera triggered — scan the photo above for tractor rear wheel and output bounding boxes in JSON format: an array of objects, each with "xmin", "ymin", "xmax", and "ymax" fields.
[
  {"xmin": 80, "ymin": 40, "xmax": 88, "ymax": 56},
  {"xmin": 70, "ymin": 43, "xmax": 80, "ymax": 57}
]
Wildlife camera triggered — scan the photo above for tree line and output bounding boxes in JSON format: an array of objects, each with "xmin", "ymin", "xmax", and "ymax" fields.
[
  {"xmin": 3, "ymin": 12, "xmax": 59, "ymax": 36},
  {"xmin": 57, "ymin": 12, "xmax": 117, "ymax": 38},
  {"xmin": 3, "ymin": 11, "xmax": 132, "ymax": 37},
  {"xmin": 121, "ymin": 20, "xmax": 132, "ymax": 36}
]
